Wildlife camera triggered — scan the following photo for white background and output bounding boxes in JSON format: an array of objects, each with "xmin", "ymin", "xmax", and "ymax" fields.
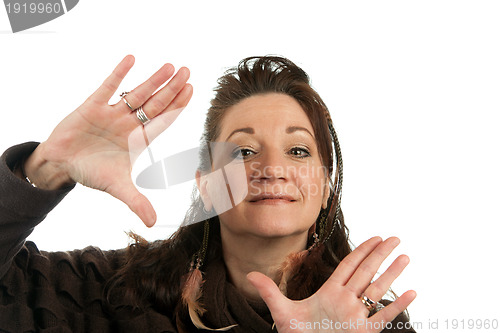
[{"xmin": 1, "ymin": 1, "xmax": 499, "ymax": 332}]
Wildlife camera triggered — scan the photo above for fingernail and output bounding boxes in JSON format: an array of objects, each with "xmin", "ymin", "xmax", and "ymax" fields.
[{"xmin": 164, "ymin": 63, "xmax": 174, "ymax": 73}]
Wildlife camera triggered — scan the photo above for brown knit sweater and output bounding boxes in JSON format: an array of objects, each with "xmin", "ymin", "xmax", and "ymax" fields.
[{"xmin": 0, "ymin": 143, "xmax": 416, "ymax": 332}]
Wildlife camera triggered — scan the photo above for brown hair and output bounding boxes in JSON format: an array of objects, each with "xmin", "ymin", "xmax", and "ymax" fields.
[{"xmin": 106, "ymin": 56, "xmax": 352, "ymax": 325}]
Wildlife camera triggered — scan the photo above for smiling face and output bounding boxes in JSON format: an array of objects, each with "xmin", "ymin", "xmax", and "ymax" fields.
[{"xmin": 199, "ymin": 93, "xmax": 330, "ymax": 240}]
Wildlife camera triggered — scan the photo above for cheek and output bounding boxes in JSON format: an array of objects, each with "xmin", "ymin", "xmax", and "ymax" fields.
[
  {"xmin": 296, "ymin": 167, "xmax": 327, "ymax": 202},
  {"xmin": 205, "ymin": 171, "xmax": 233, "ymax": 214},
  {"xmin": 206, "ymin": 161, "xmax": 249, "ymax": 214},
  {"xmin": 298, "ymin": 181, "xmax": 322, "ymax": 203},
  {"xmin": 223, "ymin": 162, "xmax": 249, "ymax": 205}
]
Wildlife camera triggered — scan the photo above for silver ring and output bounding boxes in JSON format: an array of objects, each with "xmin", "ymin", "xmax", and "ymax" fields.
[
  {"xmin": 120, "ymin": 91, "xmax": 134, "ymax": 111},
  {"xmin": 135, "ymin": 106, "xmax": 151, "ymax": 126},
  {"xmin": 360, "ymin": 294, "xmax": 378, "ymax": 311}
]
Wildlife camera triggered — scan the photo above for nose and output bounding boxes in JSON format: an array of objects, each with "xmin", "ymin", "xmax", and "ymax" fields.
[{"xmin": 249, "ymin": 150, "xmax": 288, "ymax": 183}]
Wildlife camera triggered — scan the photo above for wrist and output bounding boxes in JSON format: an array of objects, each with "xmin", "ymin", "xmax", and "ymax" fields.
[{"xmin": 23, "ymin": 143, "xmax": 75, "ymax": 190}]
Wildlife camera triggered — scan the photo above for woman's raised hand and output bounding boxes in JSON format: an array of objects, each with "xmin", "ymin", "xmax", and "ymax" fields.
[
  {"xmin": 248, "ymin": 237, "xmax": 416, "ymax": 333},
  {"xmin": 23, "ymin": 55, "xmax": 193, "ymax": 227}
]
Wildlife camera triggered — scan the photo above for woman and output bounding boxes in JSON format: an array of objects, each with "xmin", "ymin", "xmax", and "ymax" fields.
[{"xmin": 0, "ymin": 55, "xmax": 416, "ymax": 332}]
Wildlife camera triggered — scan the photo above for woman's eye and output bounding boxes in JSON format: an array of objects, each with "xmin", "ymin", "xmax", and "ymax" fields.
[
  {"xmin": 232, "ymin": 148, "xmax": 255, "ymax": 159},
  {"xmin": 290, "ymin": 147, "xmax": 311, "ymax": 158},
  {"xmin": 231, "ymin": 147, "xmax": 310, "ymax": 159}
]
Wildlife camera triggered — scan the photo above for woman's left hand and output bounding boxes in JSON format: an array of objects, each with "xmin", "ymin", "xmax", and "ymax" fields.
[{"xmin": 247, "ymin": 237, "xmax": 416, "ymax": 333}]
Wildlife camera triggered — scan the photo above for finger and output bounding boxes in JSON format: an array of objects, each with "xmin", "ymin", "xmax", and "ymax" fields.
[
  {"xmin": 107, "ymin": 179, "xmax": 157, "ymax": 227},
  {"xmin": 327, "ymin": 236, "xmax": 383, "ymax": 286},
  {"xmin": 369, "ymin": 290, "xmax": 417, "ymax": 331},
  {"xmin": 90, "ymin": 55, "xmax": 135, "ymax": 104},
  {"xmin": 119, "ymin": 63, "xmax": 176, "ymax": 112},
  {"xmin": 142, "ymin": 84, "xmax": 193, "ymax": 143},
  {"xmin": 247, "ymin": 272, "xmax": 289, "ymax": 318},
  {"xmin": 139, "ymin": 67, "xmax": 190, "ymax": 119},
  {"xmin": 365, "ymin": 255, "xmax": 410, "ymax": 302},
  {"xmin": 163, "ymin": 82, "xmax": 193, "ymax": 113},
  {"xmin": 345, "ymin": 237, "xmax": 400, "ymax": 295}
]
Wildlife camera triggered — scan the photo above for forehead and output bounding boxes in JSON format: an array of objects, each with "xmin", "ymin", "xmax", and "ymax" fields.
[{"xmin": 218, "ymin": 93, "xmax": 313, "ymax": 139}]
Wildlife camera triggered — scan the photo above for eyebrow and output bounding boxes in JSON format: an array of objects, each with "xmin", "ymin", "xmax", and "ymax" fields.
[
  {"xmin": 225, "ymin": 127, "xmax": 254, "ymax": 141},
  {"xmin": 286, "ymin": 126, "xmax": 315, "ymax": 139},
  {"xmin": 225, "ymin": 126, "xmax": 315, "ymax": 141}
]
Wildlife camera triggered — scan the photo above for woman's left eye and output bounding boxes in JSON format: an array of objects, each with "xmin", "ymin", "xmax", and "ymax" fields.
[{"xmin": 289, "ymin": 147, "xmax": 311, "ymax": 158}]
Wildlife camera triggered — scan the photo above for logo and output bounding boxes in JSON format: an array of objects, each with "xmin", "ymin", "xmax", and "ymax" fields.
[{"xmin": 3, "ymin": 0, "xmax": 79, "ymax": 33}]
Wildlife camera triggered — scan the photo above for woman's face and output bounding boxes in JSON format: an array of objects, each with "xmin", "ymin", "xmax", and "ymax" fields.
[{"xmin": 200, "ymin": 93, "xmax": 330, "ymax": 240}]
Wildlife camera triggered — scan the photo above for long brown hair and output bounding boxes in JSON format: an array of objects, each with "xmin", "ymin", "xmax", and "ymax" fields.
[{"xmin": 106, "ymin": 56, "xmax": 352, "ymax": 321}]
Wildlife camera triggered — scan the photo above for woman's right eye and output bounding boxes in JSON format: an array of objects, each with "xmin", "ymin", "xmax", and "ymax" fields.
[{"xmin": 232, "ymin": 148, "xmax": 255, "ymax": 159}]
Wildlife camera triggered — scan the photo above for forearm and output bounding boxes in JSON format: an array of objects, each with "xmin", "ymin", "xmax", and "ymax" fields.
[{"xmin": 0, "ymin": 142, "xmax": 75, "ymax": 279}]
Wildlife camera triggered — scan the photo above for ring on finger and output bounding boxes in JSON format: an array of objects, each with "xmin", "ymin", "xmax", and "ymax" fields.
[
  {"xmin": 135, "ymin": 106, "xmax": 151, "ymax": 126},
  {"xmin": 120, "ymin": 91, "xmax": 134, "ymax": 111},
  {"xmin": 360, "ymin": 293, "xmax": 382, "ymax": 312}
]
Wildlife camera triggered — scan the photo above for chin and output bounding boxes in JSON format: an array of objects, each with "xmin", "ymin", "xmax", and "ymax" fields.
[
  {"xmin": 244, "ymin": 218, "xmax": 310, "ymax": 239},
  {"xmin": 218, "ymin": 210, "xmax": 313, "ymax": 239}
]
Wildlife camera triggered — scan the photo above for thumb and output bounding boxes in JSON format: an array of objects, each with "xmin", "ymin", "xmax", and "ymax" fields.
[
  {"xmin": 107, "ymin": 180, "xmax": 157, "ymax": 227},
  {"xmin": 247, "ymin": 272, "xmax": 289, "ymax": 316}
]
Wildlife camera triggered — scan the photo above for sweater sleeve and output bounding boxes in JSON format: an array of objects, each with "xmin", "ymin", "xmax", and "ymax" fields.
[
  {"xmin": 0, "ymin": 143, "xmax": 177, "ymax": 332},
  {"xmin": 0, "ymin": 142, "xmax": 75, "ymax": 280},
  {"xmin": 0, "ymin": 242, "xmax": 177, "ymax": 332}
]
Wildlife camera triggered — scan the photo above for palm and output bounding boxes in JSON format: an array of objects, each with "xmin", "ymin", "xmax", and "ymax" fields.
[
  {"xmin": 248, "ymin": 237, "xmax": 416, "ymax": 333},
  {"xmin": 273, "ymin": 287, "xmax": 374, "ymax": 333},
  {"xmin": 47, "ymin": 100, "xmax": 135, "ymax": 187},
  {"xmin": 37, "ymin": 55, "xmax": 193, "ymax": 226}
]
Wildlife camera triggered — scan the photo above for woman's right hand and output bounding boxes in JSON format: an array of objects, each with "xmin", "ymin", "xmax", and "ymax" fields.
[{"xmin": 23, "ymin": 55, "xmax": 193, "ymax": 227}]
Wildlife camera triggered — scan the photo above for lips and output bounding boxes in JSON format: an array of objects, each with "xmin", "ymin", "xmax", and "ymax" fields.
[{"xmin": 249, "ymin": 193, "xmax": 297, "ymax": 202}]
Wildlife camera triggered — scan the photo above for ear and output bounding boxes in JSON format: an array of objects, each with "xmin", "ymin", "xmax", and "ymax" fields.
[
  {"xmin": 322, "ymin": 181, "xmax": 331, "ymax": 210},
  {"xmin": 196, "ymin": 169, "xmax": 213, "ymax": 211}
]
